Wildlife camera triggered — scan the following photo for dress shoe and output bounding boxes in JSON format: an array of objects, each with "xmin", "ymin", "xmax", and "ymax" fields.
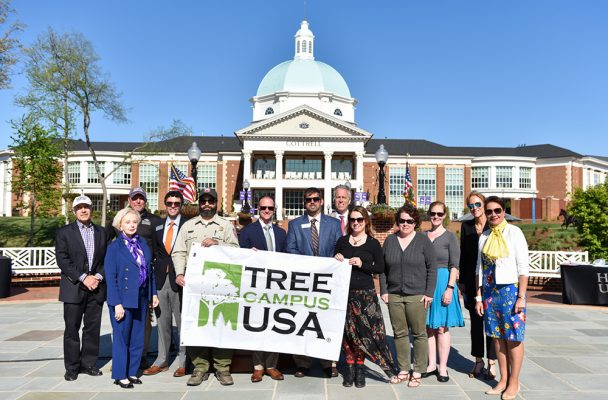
[
  {"xmin": 128, "ymin": 376, "xmax": 142, "ymax": 384},
  {"xmin": 354, "ymin": 365, "xmax": 366, "ymax": 388},
  {"xmin": 501, "ymin": 384, "xmax": 520, "ymax": 400},
  {"xmin": 114, "ymin": 379, "xmax": 134, "ymax": 389},
  {"xmin": 437, "ymin": 372, "xmax": 449, "ymax": 382},
  {"xmin": 331, "ymin": 366, "xmax": 339, "ymax": 378},
  {"xmin": 80, "ymin": 366, "xmax": 102, "ymax": 376},
  {"xmin": 421, "ymin": 368, "xmax": 437, "ymax": 378},
  {"xmin": 187, "ymin": 370, "xmax": 210, "ymax": 386},
  {"xmin": 173, "ymin": 367, "xmax": 186, "ymax": 377},
  {"xmin": 294, "ymin": 367, "xmax": 309, "ymax": 378},
  {"xmin": 265, "ymin": 368, "xmax": 284, "ymax": 380},
  {"xmin": 251, "ymin": 369, "xmax": 264, "ymax": 383},
  {"xmin": 215, "ymin": 371, "xmax": 234, "ymax": 386},
  {"xmin": 323, "ymin": 367, "xmax": 334, "ymax": 378},
  {"xmin": 342, "ymin": 364, "xmax": 354, "ymax": 387},
  {"xmin": 143, "ymin": 365, "xmax": 168, "ymax": 375},
  {"xmin": 64, "ymin": 371, "xmax": 78, "ymax": 381},
  {"xmin": 485, "ymin": 384, "xmax": 507, "ymax": 395}
]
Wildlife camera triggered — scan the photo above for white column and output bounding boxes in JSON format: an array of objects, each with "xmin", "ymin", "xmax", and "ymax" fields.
[
  {"xmin": 274, "ymin": 151, "xmax": 284, "ymax": 220},
  {"xmin": 243, "ymin": 150, "xmax": 252, "ymax": 182},
  {"xmin": 355, "ymin": 151, "xmax": 364, "ymax": 190},
  {"xmin": 324, "ymin": 151, "xmax": 333, "ymax": 210}
]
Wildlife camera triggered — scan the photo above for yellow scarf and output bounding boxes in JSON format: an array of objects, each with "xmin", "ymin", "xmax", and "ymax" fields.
[{"xmin": 482, "ymin": 219, "xmax": 509, "ymax": 260}]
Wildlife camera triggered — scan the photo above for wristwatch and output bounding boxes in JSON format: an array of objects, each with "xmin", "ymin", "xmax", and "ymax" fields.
[{"xmin": 446, "ymin": 284, "xmax": 455, "ymax": 290}]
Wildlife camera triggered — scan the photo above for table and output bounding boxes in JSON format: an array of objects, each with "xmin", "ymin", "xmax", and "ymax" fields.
[{"xmin": 560, "ymin": 263, "xmax": 608, "ymax": 306}]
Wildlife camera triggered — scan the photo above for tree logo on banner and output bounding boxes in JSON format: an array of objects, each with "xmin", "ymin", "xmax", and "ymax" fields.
[{"xmin": 198, "ymin": 261, "xmax": 242, "ymax": 330}]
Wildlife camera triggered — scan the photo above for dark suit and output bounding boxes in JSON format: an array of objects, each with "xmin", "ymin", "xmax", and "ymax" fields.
[
  {"xmin": 151, "ymin": 216, "xmax": 187, "ymax": 368},
  {"xmin": 56, "ymin": 221, "xmax": 108, "ymax": 373},
  {"xmin": 286, "ymin": 214, "xmax": 342, "ymax": 369},
  {"xmin": 240, "ymin": 220, "xmax": 287, "ymax": 370},
  {"xmin": 105, "ymin": 236, "xmax": 157, "ymax": 380}
]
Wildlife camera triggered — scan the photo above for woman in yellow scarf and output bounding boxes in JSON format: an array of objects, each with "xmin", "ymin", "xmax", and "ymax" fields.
[{"xmin": 474, "ymin": 197, "xmax": 529, "ymax": 400}]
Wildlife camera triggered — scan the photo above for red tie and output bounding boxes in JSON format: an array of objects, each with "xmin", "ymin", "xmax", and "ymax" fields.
[{"xmin": 339, "ymin": 215, "xmax": 345, "ymax": 235}]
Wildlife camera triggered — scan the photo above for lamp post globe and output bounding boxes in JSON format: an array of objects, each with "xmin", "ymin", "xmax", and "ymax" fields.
[
  {"xmin": 243, "ymin": 179, "xmax": 251, "ymax": 213},
  {"xmin": 375, "ymin": 144, "xmax": 389, "ymax": 205},
  {"xmin": 187, "ymin": 142, "xmax": 202, "ymax": 197}
]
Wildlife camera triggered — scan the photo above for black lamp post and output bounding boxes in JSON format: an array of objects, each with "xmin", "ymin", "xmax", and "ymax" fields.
[
  {"xmin": 187, "ymin": 142, "xmax": 201, "ymax": 199},
  {"xmin": 375, "ymin": 144, "xmax": 389, "ymax": 205},
  {"xmin": 243, "ymin": 179, "xmax": 251, "ymax": 213}
]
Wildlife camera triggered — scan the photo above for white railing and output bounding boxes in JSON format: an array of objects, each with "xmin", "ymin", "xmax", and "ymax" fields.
[
  {"xmin": 528, "ymin": 250, "xmax": 589, "ymax": 278},
  {"xmin": 0, "ymin": 247, "xmax": 60, "ymax": 275}
]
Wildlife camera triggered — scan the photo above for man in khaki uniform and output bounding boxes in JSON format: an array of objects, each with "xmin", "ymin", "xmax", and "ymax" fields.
[{"xmin": 173, "ymin": 188, "xmax": 239, "ymax": 386}]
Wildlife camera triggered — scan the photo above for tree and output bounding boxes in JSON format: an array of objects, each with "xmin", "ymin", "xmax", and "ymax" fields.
[
  {"xmin": 198, "ymin": 268, "xmax": 239, "ymax": 329},
  {"xmin": 0, "ymin": 0, "xmax": 22, "ymax": 89},
  {"xmin": 569, "ymin": 182, "xmax": 608, "ymax": 260},
  {"xmin": 27, "ymin": 29, "xmax": 127, "ymax": 226},
  {"xmin": 10, "ymin": 114, "xmax": 63, "ymax": 246},
  {"xmin": 15, "ymin": 28, "xmax": 77, "ymax": 224},
  {"xmin": 145, "ymin": 119, "xmax": 193, "ymax": 141}
]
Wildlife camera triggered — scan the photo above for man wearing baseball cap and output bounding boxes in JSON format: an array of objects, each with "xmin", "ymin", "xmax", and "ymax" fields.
[
  {"xmin": 172, "ymin": 188, "xmax": 239, "ymax": 386},
  {"xmin": 56, "ymin": 195, "xmax": 109, "ymax": 381}
]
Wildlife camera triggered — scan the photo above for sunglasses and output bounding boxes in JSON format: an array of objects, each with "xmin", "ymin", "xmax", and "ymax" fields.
[
  {"xmin": 485, "ymin": 208, "xmax": 503, "ymax": 216},
  {"xmin": 259, "ymin": 206, "xmax": 275, "ymax": 211},
  {"xmin": 429, "ymin": 212, "xmax": 445, "ymax": 217},
  {"xmin": 398, "ymin": 218, "xmax": 416, "ymax": 225},
  {"xmin": 304, "ymin": 197, "xmax": 322, "ymax": 203},
  {"xmin": 200, "ymin": 199, "xmax": 216, "ymax": 205},
  {"xmin": 349, "ymin": 217, "xmax": 365, "ymax": 224},
  {"xmin": 468, "ymin": 202, "xmax": 482, "ymax": 210},
  {"xmin": 165, "ymin": 201, "xmax": 182, "ymax": 207}
]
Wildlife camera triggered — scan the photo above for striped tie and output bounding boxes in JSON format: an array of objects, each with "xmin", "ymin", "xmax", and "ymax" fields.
[
  {"xmin": 311, "ymin": 218, "xmax": 319, "ymax": 256},
  {"xmin": 339, "ymin": 215, "xmax": 345, "ymax": 235}
]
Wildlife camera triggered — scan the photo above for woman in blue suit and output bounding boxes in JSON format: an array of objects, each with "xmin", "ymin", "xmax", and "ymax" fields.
[{"xmin": 105, "ymin": 208, "xmax": 158, "ymax": 388}]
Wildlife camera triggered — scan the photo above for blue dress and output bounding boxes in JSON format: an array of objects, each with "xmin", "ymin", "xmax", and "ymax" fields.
[
  {"xmin": 427, "ymin": 266, "xmax": 465, "ymax": 328},
  {"xmin": 481, "ymin": 253, "xmax": 526, "ymax": 341}
]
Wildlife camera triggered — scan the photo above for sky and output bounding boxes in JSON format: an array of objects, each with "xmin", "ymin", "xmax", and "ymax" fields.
[{"xmin": 1, "ymin": 0, "xmax": 607, "ymax": 156}]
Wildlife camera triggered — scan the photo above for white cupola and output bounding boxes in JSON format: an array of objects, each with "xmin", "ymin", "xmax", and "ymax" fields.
[{"xmin": 294, "ymin": 20, "xmax": 315, "ymax": 60}]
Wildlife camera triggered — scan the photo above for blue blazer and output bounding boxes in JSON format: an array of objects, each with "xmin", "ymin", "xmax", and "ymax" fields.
[
  {"xmin": 286, "ymin": 214, "xmax": 342, "ymax": 257},
  {"xmin": 239, "ymin": 220, "xmax": 287, "ymax": 253},
  {"xmin": 105, "ymin": 236, "xmax": 157, "ymax": 309}
]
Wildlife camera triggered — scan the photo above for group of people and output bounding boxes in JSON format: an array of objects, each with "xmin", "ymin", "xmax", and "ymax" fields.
[{"xmin": 55, "ymin": 184, "xmax": 528, "ymax": 398}]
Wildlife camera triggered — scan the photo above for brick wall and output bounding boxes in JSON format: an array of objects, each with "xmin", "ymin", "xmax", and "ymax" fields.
[
  {"xmin": 225, "ymin": 160, "xmax": 242, "ymax": 213},
  {"xmin": 537, "ymin": 166, "xmax": 568, "ymax": 199},
  {"xmin": 436, "ymin": 165, "xmax": 445, "ymax": 203}
]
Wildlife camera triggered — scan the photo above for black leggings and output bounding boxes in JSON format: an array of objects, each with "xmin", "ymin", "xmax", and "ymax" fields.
[{"xmin": 468, "ymin": 307, "xmax": 496, "ymax": 360}]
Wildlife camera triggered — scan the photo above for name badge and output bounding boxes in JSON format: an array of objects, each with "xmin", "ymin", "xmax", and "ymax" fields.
[
  {"xmin": 141, "ymin": 219, "xmax": 151, "ymax": 226},
  {"xmin": 301, "ymin": 223, "xmax": 311, "ymax": 229},
  {"xmin": 155, "ymin": 225, "xmax": 163, "ymax": 231}
]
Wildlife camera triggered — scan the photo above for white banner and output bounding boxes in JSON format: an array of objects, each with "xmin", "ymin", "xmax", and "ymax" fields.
[{"xmin": 180, "ymin": 245, "xmax": 351, "ymax": 360}]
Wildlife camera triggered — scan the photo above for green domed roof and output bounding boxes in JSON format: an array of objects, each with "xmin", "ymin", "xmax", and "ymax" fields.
[{"xmin": 256, "ymin": 59, "xmax": 351, "ymax": 98}]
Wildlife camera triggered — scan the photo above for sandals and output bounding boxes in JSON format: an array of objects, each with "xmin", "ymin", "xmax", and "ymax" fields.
[
  {"xmin": 389, "ymin": 375, "xmax": 401, "ymax": 384},
  {"xmin": 408, "ymin": 374, "xmax": 422, "ymax": 388},
  {"xmin": 391, "ymin": 370, "xmax": 410, "ymax": 384},
  {"xmin": 469, "ymin": 359, "xmax": 484, "ymax": 378}
]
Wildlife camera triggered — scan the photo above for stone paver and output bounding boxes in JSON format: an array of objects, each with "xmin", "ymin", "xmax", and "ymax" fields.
[{"xmin": 0, "ymin": 294, "xmax": 607, "ymax": 399}]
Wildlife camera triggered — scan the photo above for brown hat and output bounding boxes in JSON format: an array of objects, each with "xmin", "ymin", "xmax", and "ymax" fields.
[
  {"xmin": 198, "ymin": 188, "xmax": 218, "ymax": 201},
  {"xmin": 128, "ymin": 187, "xmax": 147, "ymax": 201}
]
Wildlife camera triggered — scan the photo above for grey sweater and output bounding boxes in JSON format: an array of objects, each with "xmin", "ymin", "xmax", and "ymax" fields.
[
  {"xmin": 380, "ymin": 232, "xmax": 437, "ymax": 298},
  {"xmin": 424, "ymin": 230, "xmax": 460, "ymax": 269}
]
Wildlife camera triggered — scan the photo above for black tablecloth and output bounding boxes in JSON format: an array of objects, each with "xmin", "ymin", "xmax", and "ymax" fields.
[{"xmin": 561, "ymin": 264, "xmax": 608, "ymax": 306}]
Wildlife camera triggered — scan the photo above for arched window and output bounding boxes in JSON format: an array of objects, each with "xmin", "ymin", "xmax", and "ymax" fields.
[
  {"xmin": 297, "ymin": 40, "xmax": 300, "ymax": 53},
  {"xmin": 265, "ymin": 107, "xmax": 274, "ymax": 115},
  {"xmin": 334, "ymin": 108, "xmax": 343, "ymax": 116},
  {"xmin": 302, "ymin": 40, "xmax": 307, "ymax": 53},
  {"xmin": 309, "ymin": 41, "xmax": 312, "ymax": 53}
]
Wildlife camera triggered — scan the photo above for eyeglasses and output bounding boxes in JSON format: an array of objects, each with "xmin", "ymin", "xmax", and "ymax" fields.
[
  {"xmin": 200, "ymin": 199, "xmax": 216, "ymax": 205},
  {"xmin": 485, "ymin": 208, "xmax": 503, "ymax": 216},
  {"xmin": 468, "ymin": 202, "xmax": 482, "ymax": 210},
  {"xmin": 398, "ymin": 218, "xmax": 416, "ymax": 225},
  {"xmin": 429, "ymin": 212, "xmax": 445, "ymax": 217},
  {"xmin": 304, "ymin": 197, "xmax": 322, "ymax": 203},
  {"xmin": 349, "ymin": 217, "xmax": 364, "ymax": 224},
  {"xmin": 165, "ymin": 201, "xmax": 182, "ymax": 207},
  {"xmin": 259, "ymin": 206, "xmax": 275, "ymax": 211}
]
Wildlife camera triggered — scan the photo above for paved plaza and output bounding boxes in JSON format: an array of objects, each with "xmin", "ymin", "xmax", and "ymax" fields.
[{"xmin": 0, "ymin": 293, "xmax": 607, "ymax": 400}]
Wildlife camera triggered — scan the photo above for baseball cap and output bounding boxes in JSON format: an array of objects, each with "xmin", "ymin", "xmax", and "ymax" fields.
[
  {"xmin": 72, "ymin": 195, "xmax": 92, "ymax": 208},
  {"xmin": 198, "ymin": 188, "xmax": 218, "ymax": 201},
  {"xmin": 128, "ymin": 187, "xmax": 147, "ymax": 200}
]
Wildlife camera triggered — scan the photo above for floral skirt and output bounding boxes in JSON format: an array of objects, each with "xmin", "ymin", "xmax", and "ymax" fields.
[
  {"xmin": 344, "ymin": 289, "xmax": 397, "ymax": 377},
  {"xmin": 426, "ymin": 267, "xmax": 465, "ymax": 329},
  {"xmin": 481, "ymin": 254, "xmax": 526, "ymax": 341}
]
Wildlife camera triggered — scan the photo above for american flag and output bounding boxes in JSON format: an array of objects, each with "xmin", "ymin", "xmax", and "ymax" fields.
[
  {"xmin": 404, "ymin": 162, "xmax": 414, "ymax": 191},
  {"xmin": 169, "ymin": 163, "xmax": 196, "ymax": 203}
]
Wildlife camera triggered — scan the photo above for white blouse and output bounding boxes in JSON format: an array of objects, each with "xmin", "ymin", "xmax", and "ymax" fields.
[{"xmin": 476, "ymin": 223, "xmax": 529, "ymax": 286}]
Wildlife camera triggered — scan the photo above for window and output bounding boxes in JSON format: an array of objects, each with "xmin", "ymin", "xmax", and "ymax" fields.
[
  {"xmin": 388, "ymin": 166, "xmax": 407, "ymax": 208},
  {"xmin": 109, "ymin": 194, "xmax": 122, "ymax": 211},
  {"xmin": 87, "ymin": 162, "xmax": 105, "ymax": 184},
  {"xmin": 331, "ymin": 159, "xmax": 353, "ymax": 180},
  {"xmin": 519, "ymin": 167, "xmax": 532, "ymax": 189},
  {"xmin": 302, "ymin": 40, "xmax": 307, "ymax": 53},
  {"xmin": 253, "ymin": 189, "xmax": 276, "ymax": 210},
  {"xmin": 445, "ymin": 168, "xmax": 464, "ymax": 218},
  {"xmin": 265, "ymin": 107, "xmax": 274, "ymax": 115},
  {"xmin": 593, "ymin": 171, "xmax": 602, "ymax": 186},
  {"xmin": 496, "ymin": 166, "xmax": 513, "ymax": 188},
  {"xmin": 67, "ymin": 162, "xmax": 80, "ymax": 184},
  {"xmin": 112, "ymin": 162, "xmax": 131, "ymax": 185},
  {"xmin": 87, "ymin": 194, "xmax": 104, "ymax": 212},
  {"xmin": 471, "ymin": 167, "xmax": 489, "ymax": 189},
  {"xmin": 139, "ymin": 164, "xmax": 159, "ymax": 212},
  {"xmin": 284, "ymin": 190, "xmax": 305, "ymax": 217},
  {"xmin": 309, "ymin": 41, "xmax": 312, "ymax": 53},
  {"xmin": 253, "ymin": 158, "xmax": 276, "ymax": 179},
  {"xmin": 297, "ymin": 40, "xmax": 300, "ymax": 53},
  {"xmin": 285, "ymin": 158, "xmax": 322, "ymax": 178},
  {"xmin": 334, "ymin": 108, "xmax": 342, "ymax": 116},
  {"xmin": 417, "ymin": 167, "xmax": 436, "ymax": 209},
  {"xmin": 197, "ymin": 163, "xmax": 217, "ymax": 192}
]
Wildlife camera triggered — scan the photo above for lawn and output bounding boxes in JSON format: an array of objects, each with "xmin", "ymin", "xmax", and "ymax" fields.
[{"xmin": 517, "ymin": 222, "xmax": 581, "ymax": 251}]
